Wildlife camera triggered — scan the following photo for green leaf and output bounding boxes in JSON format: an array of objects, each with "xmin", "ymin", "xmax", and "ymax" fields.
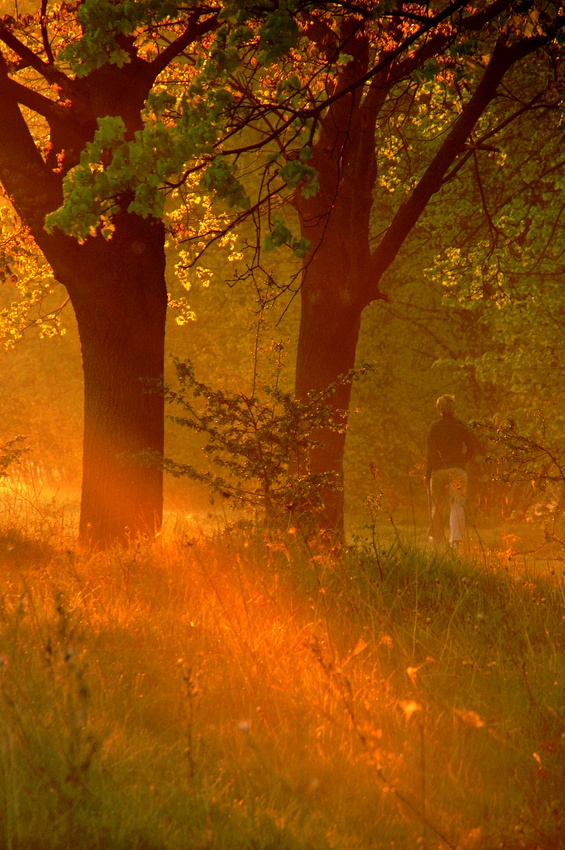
[
  {"xmin": 199, "ymin": 159, "xmax": 250, "ymax": 209},
  {"xmin": 259, "ymin": 7, "xmax": 299, "ymax": 61},
  {"xmin": 279, "ymin": 157, "xmax": 319, "ymax": 198},
  {"xmin": 264, "ymin": 217, "xmax": 310, "ymax": 258}
]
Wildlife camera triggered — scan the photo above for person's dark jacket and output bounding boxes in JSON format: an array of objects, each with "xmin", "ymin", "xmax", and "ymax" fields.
[{"xmin": 426, "ymin": 414, "xmax": 475, "ymax": 480}]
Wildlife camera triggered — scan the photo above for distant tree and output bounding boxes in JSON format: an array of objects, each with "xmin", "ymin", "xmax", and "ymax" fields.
[
  {"xmin": 428, "ymin": 93, "xmax": 565, "ymax": 431},
  {"xmin": 0, "ymin": 435, "xmax": 27, "ymax": 478}
]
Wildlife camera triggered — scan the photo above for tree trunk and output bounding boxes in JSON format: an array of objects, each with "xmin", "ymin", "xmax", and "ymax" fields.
[
  {"xmin": 294, "ymin": 141, "xmax": 371, "ymax": 538},
  {"xmin": 293, "ymin": 33, "xmax": 377, "ymax": 539},
  {"xmin": 0, "ymin": 62, "xmax": 169, "ymax": 546},
  {"xmin": 295, "ymin": 282, "xmax": 363, "ymax": 538},
  {"xmin": 41, "ymin": 213, "xmax": 168, "ymax": 546}
]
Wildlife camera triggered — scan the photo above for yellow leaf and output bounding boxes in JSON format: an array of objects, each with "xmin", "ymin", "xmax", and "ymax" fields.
[
  {"xmin": 342, "ymin": 637, "xmax": 368, "ymax": 667},
  {"xmin": 455, "ymin": 709, "xmax": 484, "ymax": 728},
  {"xmin": 399, "ymin": 700, "xmax": 422, "ymax": 720},
  {"xmin": 350, "ymin": 638, "xmax": 368, "ymax": 658}
]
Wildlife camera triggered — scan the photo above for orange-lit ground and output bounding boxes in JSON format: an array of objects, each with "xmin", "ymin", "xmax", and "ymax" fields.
[{"xmin": 0, "ymin": 485, "xmax": 563, "ymax": 849}]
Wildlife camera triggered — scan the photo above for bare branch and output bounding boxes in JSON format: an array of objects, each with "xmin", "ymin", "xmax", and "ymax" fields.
[
  {"xmin": 368, "ymin": 29, "xmax": 565, "ymax": 299},
  {"xmin": 148, "ymin": 11, "xmax": 220, "ymax": 80},
  {"xmin": 0, "ymin": 24, "xmax": 67, "ymax": 87},
  {"xmin": 40, "ymin": 0, "xmax": 55, "ymax": 65},
  {"xmin": 4, "ymin": 74, "xmax": 62, "ymax": 121}
]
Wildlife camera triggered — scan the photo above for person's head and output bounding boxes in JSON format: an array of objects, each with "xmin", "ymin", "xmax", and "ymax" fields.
[{"xmin": 436, "ymin": 394, "xmax": 455, "ymax": 417}]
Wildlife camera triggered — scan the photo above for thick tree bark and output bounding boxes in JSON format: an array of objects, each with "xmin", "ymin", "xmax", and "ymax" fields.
[
  {"xmin": 68, "ymin": 215, "xmax": 167, "ymax": 545},
  {"xmin": 295, "ymin": 285, "xmax": 363, "ymax": 538},
  {"xmin": 5, "ymin": 194, "xmax": 168, "ymax": 545},
  {"xmin": 294, "ymin": 145, "xmax": 374, "ymax": 536},
  {"xmin": 31, "ymin": 213, "xmax": 168, "ymax": 545}
]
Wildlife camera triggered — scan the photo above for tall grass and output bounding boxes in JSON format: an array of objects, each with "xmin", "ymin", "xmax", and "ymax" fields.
[{"xmin": 0, "ymin": 507, "xmax": 563, "ymax": 849}]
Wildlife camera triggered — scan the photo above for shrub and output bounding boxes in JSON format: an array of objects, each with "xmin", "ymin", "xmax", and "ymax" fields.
[
  {"xmin": 163, "ymin": 353, "xmax": 371, "ymax": 529},
  {"xmin": 0, "ymin": 435, "xmax": 27, "ymax": 478}
]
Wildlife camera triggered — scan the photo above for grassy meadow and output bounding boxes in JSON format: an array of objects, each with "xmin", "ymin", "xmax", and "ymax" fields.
[{"xmin": 0, "ymin": 486, "xmax": 563, "ymax": 850}]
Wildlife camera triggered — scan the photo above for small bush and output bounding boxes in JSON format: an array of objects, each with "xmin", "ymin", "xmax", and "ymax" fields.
[
  {"xmin": 0, "ymin": 435, "xmax": 27, "ymax": 478},
  {"xmin": 163, "ymin": 353, "xmax": 371, "ymax": 529}
]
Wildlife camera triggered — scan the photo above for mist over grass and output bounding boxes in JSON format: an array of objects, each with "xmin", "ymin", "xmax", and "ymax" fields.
[{"xmin": 0, "ymin": 496, "xmax": 563, "ymax": 850}]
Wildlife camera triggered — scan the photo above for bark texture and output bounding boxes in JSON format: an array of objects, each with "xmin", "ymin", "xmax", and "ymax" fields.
[{"xmin": 51, "ymin": 215, "xmax": 167, "ymax": 545}]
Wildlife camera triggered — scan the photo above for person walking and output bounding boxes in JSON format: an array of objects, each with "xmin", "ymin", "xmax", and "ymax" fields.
[{"xmin": 425, "ymin": 395, "xmax": 475, "ymax": 550}]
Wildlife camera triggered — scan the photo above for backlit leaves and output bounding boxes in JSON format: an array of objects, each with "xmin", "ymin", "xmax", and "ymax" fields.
[
  {"xmin": 0, "ymin": 208, "xmax": 61, "ymax": 349},
  {"xmin": 260, "ymin": 5, "xmax": 299, "ymax": 61},
  {"xmin": 0, "ymin": 436, "xmax": 28, "ymax": 478},
  {"xmin": 199, "ymin": 158, "xmax": 251, "ymax": 209},
  {"xmin": 58, "ymin": 0, "xmax": 180, "ymax": 76},
  {"xmin": 264, "ymin": 217, "xmax": 310, "ymax": 258},
  {"xmin": 279, "ymin": 150, "xmax": 319, "ymax": 198}
]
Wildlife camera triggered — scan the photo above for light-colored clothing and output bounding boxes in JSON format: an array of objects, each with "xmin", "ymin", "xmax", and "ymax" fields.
[{"xmin": 429, "ymin": 467, "xmax": 468, "ymax": 544}]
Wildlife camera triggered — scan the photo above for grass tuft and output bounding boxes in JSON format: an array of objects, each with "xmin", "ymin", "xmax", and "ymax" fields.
[{"xmin": 0, "ymin": 514, "xmax": 563, "ymax": 849}]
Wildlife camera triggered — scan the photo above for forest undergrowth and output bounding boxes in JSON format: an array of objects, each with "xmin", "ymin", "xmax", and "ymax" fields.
[{"xmin": 0, "ymin": 487, "xmax": 563, "ymax": 850}]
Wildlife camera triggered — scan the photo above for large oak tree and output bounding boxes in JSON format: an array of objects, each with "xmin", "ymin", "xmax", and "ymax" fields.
[{"xmin": 0, "ymin": 2, "xmax": 226, "ymax": 544}]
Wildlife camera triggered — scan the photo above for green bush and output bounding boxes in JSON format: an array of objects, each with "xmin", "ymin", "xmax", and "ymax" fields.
[
  {"xmin": 163, "ymin": 354, "xmax": 372, "ymax": 528},
  {"xmin": 0, "ymin": 436, "xmax": 27, "ymax": 478}
]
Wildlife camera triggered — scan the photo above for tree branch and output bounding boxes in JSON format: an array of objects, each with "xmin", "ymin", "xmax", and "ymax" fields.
[
  {"xmin": 0, "ymin": 24, "xmax": 67, "ymax": 87},
  {"xmin": 40, "ymin": 0, "xmax": 55, "ymax": 65},
  {"xmin": 440, "ymin": 92, "xmax": 547, "ymax": 186},
  {"xmin": 0, "ymin": 55, "xmax": 62, "ymax": 231},
  {"xmin": 4, "ymin": 75, "xmax": 63, "ymax": 121},
  {"xmin": 367, "ymin": 29, "xmax": 565, "ymax": 301},
  {"xmin": 147, "ymin": 11, "xmax": 219, "ymax": 80},
  {"xmin": 221, "ymin": 0, "xmax": 512, "ymax": 159}
]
